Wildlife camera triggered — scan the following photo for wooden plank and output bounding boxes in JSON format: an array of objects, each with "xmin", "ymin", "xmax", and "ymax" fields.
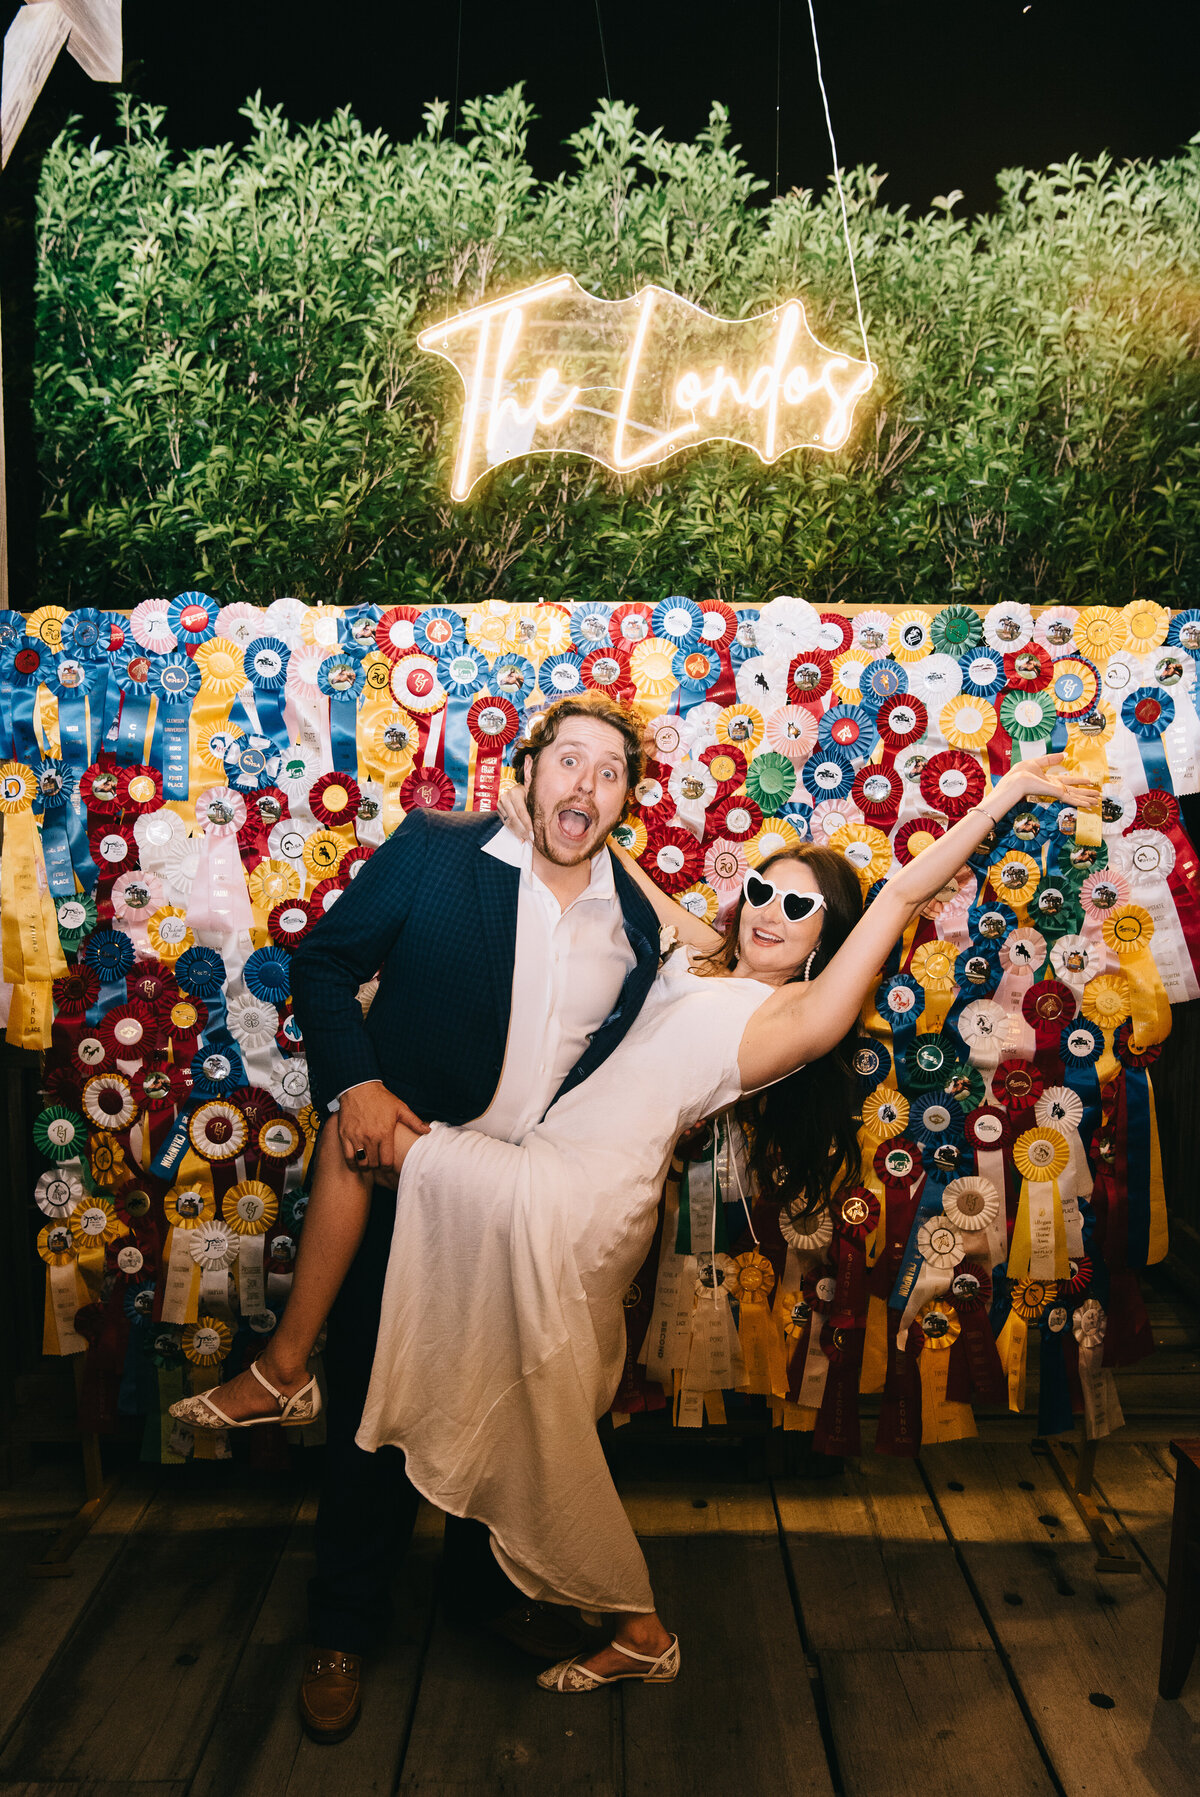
[
  {"xmin": 821, "ymin": 1650, "xmax": 1054, "ymax": 1797},
  {"xmin": 776, "ymin": 1455, "xmax": 990, "ymax": 1650},
  {"xmin": 618, "ymin": 1480, "xmax": 776, "ymax": 1536},
  {"xmin": 0, "ymin": 1473, "xmax": 304, "ymax": 1785},
  {"xmin": 398, "ymin": 1607, "xmax": 621, "ymax": 1795},
  {"xmin": 1088, "ymin": 1442, "xmax": 1179, "ymax": 1585},
  {"xmin": 0, "ymin": 1784, "xmax": 185, "ymax": 1797},
  {"xmin": 0, "ymin": 1470, "xmax": 158, "ymax": 1749},
  {"xmin": 190, "ymin": 1494, "xmax": 438, "ymax": 1797},
  {"xmin": 623, "ymin": 1534, "xmax": 833, "ymax": 1797},
  {"xmin": 933, "ymin": 1442, "xmax": 1200, "ymax": 1797},
  {"xmin": 1, "ymin": 3, "xmax": 69, "ymax": 167}
]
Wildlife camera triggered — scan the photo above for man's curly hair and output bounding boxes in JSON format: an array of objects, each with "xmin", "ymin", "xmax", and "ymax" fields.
[{"xmin": 510, "ymin": 693, "xmax": 647, "ymax": 818}]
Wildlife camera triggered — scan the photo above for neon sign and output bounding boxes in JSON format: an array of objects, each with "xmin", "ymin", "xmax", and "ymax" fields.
[{"xmin": 417, "ymin": 275, "xmax": 877, "ymax": 500}]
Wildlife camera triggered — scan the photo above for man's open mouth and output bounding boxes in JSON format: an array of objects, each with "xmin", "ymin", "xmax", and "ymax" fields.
[{"xmin": 556, "ymin": 806, "xmax": 595, "ymax": 842}]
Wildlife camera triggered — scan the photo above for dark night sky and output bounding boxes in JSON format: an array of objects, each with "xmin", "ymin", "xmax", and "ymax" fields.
[{"xmin": 25, "ymin": 0, "xmax": 1200, "ymax": 216}]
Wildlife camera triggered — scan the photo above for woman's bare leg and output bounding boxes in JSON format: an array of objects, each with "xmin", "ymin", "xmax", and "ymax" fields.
[
  {"xmin": 200, "ymin": 1122, "xmax": 377, "ymax": 1422},
  {"xmin": 570, "ymin": 1608, "xmax": 673, "ymax": 1678}
]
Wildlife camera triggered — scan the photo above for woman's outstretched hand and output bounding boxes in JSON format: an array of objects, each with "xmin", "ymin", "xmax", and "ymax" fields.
[
  {"xmin": 991, "ymin": 752, "xmax": 1102, "ymax": 814},
  {"xmin": 496, "ymin": 782, "xmax": 534, "ymax": 842}
]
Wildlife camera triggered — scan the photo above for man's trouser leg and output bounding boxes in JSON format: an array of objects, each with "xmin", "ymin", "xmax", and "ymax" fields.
[
  {"xmin": 308, "ymin": 1183, "xmax": 419, "ymax": 1651},
  {"xmin": 307, "ymin": 1183, "xmax": 524, "ymax": 1647}
]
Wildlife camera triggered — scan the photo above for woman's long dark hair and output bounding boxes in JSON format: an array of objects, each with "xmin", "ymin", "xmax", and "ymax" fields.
[{"xmin": 699, "ymin": 845, "xmax": 864, "ymax": 1225}]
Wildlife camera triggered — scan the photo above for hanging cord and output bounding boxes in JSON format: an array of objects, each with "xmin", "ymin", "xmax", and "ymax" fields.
[
  {"xmin": 774, "ymin": 0, "xmax": 783, "ymax": 199},
  {"xmin": 452, "ymin": 0, "xmax": 464, "ymax": 138},
  {"xmin": 804, "ymin": 0, "xmax": 873, "ymax": 369},
  {"xmin": 594, "ymin": 0, "xmax": 613, "ymax": 102}
]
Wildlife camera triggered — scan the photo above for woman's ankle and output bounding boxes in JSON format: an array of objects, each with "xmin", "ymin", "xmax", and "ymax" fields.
[{"xmin": 256, "ymin": 1347, "xmax": 309, "ymax": 1389}]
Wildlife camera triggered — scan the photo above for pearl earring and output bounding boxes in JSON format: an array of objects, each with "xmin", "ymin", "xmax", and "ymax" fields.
[{"xmin": 802, "ymin": 951, "xmax": 817, "ymax": 982}]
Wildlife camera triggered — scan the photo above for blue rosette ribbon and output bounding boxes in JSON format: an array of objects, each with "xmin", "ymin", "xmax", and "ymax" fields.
[
  {"xmin": 317, "ymin": 651, "xmax": 367, "ymax": 774},
  {"xmin": 651, "ymin": 596, "xmax": 704, "ymax": 654},
  {"xmin": 1121, "ymin": 687, "xmax": 1175, "ymax": 793},
  {"xmin": 245, "ymin": 636, "xmax": 292, "ymax": 750},
  {"xmin": 151, "ymin": 654, "xmax": 202, "ymax": 799}
]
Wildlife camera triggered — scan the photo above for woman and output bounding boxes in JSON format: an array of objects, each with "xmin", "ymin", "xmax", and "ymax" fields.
[{"xmin": 174, "ymin": 749, "xmax": 1095, "ymax": 1692}]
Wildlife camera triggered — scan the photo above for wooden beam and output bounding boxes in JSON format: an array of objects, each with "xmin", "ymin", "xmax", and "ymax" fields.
[
  {"xmin": 59, "ymin": 0, "xmax": 120, "ymax": 81},
  {"xmin": 0, "ymin": 3, "xmax": 69, "ymax": 169}
]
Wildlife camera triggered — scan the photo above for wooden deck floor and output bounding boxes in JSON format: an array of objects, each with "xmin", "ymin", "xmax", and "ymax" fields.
[{"xmin": 0, "ymin": 1423, "xmax": 1197, "ymax": 1797}]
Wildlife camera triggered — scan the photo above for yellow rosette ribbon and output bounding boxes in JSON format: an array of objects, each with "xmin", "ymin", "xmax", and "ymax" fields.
[
  {"xmin": 222, "ymin": 1178, "xmax": 279, "ymax": 1315},
  {"xmin": 1122, "ymin": 599, "xmax": 1170, "ymax": 653},
  {"xmin": 729, "ymin": 1251, "xmax": 787, "ymax": 1399},
  {"xmin": 830, "ymin": 650, "xmax": 870, "ymax": 704},
  {"xmin": 988, "ymin": 848, "xmax": 1040, "ymax": 913},
  {"xmin": 26, "ymin": 603, "xmax": 68, "ymax": 651},
  {"xmin": 38, "ymin": 1220, "xmax": 88, "ymax": 1353},
  {"xmin": 1008, "ymin": 1126, "xmax": 1071, "ymax": 1283},
  {"xmin": 888, "ymin": 608, "xmax": 933, "ymax": 663},
  {"xmin": 716, "ymin": 704, "xmax": 764, "ymax": 755},
  {"xmin": 161, "ymin": 1183, "xmax": 215, "ymax": 1324},
  {"xmin": 1073, "ymin": 606, "xmax": 1129, "ymax": 664},
  {"xmin": 1081, "ymin": 972, "xmax": 1131, "ymax": 1085},
  {"xmin": 1101, "ymin": 904, "xmax": 1171, "ymax": 1050},
  {"xmin": 0, "ymin": 760, "xmax": 66, "ymax": 1048},
  {"xmin": 827, "ymin": 821, "xmax": 892, "ymax": 892},
  {"xmin": 909, "ymin": 939, "xmax": 959, "ymax": 1032},
  {"xmin": 915, "ymin": 1298, "xmax": 976, "ymax": 1445},
  {"xmin": 629, "ymin": 637, "xmax": 679, "ymax": 708},
  {"xmin": 995, "ymin": 1277, "xmax": 1057, "ymax": 1411},
  {"xmin": 245, "ymin": 858, "xmax": 303, "ymax": 936},
  {"xmin": 188, "ymin": 638, "xmax": 247, "ymax": 795},
  {"xmin": 940, "ymin": 695, "xmax": 998, "ymax": 753},
  {"xmin": 370, "ymin": 706, "xmax": 420, "ymax": 832}
]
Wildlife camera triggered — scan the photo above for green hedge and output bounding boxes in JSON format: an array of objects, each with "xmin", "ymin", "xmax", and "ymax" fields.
[{"xmin": 32, "ymin": 89, "xmax": 1200, "ymax": 609}]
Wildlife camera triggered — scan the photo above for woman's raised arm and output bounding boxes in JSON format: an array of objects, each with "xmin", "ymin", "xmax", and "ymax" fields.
[{"xmin": 736, "ymin": 754, "xmax": 1100, "ymax": 1091}]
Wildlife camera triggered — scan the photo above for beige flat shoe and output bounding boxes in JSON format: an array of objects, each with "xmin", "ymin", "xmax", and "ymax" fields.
[
  {"xmin": 537, "ymin": 1634, "xmax": 680, "ymax": 1692},
  {"xmin": 169, "ymin": 1357, "xmax": 322, "ymax": 1431}
]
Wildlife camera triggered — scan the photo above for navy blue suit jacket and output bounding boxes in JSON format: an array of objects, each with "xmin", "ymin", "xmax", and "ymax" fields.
[{"xmin": 290, "ymin": 808, "xmax": 663, "ymax": 1125}]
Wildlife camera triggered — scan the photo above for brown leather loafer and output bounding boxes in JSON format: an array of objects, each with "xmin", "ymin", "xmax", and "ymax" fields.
[{"xmin": 299, "ymin": 1648, "xmax": 362, "ymax": 1743}]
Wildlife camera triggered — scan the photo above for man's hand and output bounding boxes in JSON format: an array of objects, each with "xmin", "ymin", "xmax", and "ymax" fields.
[{"xmin": 337, "ymin": 1080, "xmax": 430, "ymax": 1174}]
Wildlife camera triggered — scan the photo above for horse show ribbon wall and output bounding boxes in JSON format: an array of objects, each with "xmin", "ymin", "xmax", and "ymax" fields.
[{"xmin": 4, "ymin": 594, "xmax": 1199, "ymax": 1462}]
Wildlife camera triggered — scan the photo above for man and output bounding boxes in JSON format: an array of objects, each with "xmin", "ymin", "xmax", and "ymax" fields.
[{"xmin": 288, "ymin": 692, "xmax": 661, "ymax": 1743}]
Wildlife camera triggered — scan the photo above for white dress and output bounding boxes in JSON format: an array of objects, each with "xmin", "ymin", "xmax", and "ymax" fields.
[{"xmin": 356, "ymin": 954, "xmax": 775, "ymax": 1614}]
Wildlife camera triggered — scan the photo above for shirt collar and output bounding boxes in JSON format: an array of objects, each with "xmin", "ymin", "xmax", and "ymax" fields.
[{"xmin": 482, "ymin": 826, "xmax": 617, "ymax": 903}]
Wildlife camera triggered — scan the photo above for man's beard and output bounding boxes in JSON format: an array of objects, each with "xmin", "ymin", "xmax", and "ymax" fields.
[{"xmin": 528, "ymin": 772, "xmax": 605, "ymax": 867}]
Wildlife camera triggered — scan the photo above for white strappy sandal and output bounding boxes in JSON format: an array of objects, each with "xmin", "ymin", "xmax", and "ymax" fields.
[
  {"xmin": 537, "ymin": 1634, "xmax": 680, "ymax": 1693},
  {"xmin": 168, "ymin": 1358, "xmax": 322, "ymax": 1431}
]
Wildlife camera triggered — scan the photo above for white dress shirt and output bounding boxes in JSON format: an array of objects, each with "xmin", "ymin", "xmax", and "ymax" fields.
[
  {"xmin": 333, "ymin": 829, "xmax": 635, "ymax": 1140},
  {"xmin": 464, "ymin": 828, "xmax": 635, "ymax": 1141}
]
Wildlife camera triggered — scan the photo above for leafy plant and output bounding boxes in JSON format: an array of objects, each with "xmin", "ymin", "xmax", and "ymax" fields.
[{"xmin": 32, "ymin": 89, "xmax": 1200, "ymax": 608}]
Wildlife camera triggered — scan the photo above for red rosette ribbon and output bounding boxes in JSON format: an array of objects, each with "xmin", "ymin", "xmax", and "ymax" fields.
[
  {"xmin": 919, "ymin": 749, "xmax": 986, "ymax": 821},
  {"xmin": 814, "ymin": 1320, "xmax": 866, "ymax": 1456},
  {"xmin": 700, "ymin": 743, "xmax": 748, "ymax": 799},
  {"xmin": 580, "ymin": 648, "xmax": 635, "ymax": 703},
  {"xmin": 310, "ymin": 875, "xmax": 348, "ymax": 917},
  {"xmin": 78, "ymin": 758, "xmax": 121, "ymax": 816},
  {"xmin": 88, "ymin": 819, "xmax": 139, "ymax": 880},
  {"xmin": 698, "ymin": 599, "xmax": 739, "ymax": 650},
  {"xmin": 852, "ymin": 762, "xmax": 903, "ymax": 829},
  {"xmin": 875, "ymin": 1314, "xmax": 924, "ymax": 1458},
  {"xmin": 274, "ymin": 1001, "xmax": 305, "ymax": 1057},
  {"xmin": 786, "ymin": 649, "xmax": 833, "ymax": 707},
  {"xmin": 308, "ymin": 771, "xmax": 361, "ymax": 828},
  {"xmin": 710, "ymin": 793, "xmax": 763, "ymax": 842},
  {"xmin": 1003, "ymin": 643, "xmax": 1053, "ymax": 691},
  {"xmin": 399, "ymin": 767, "xmax": 456, "ymax": 812},
  {"xmin": 945, "ymin": 1259, "xmax": 1007, "ymax": 1404},
  {"xmin": 338, "ymin": 844, "xmax": 375, "ymax": 883},
  {"xmin": 97, "ymin": 1000, "xmax": 161, "ymax": 1065},
  {"xmin": 133, "ymin": 1059, "xmax": 191, "ymax": 1117},
  {"xmin": 374, "ymin": 604, "xmax": 421, "ymax": 663},
  {"xmin": 268, "ymin": 897, "xmax": 315, "ymax": 948},
  {"xmin": 115, "ymin": 764, "xmax": 164, "ymax": 815},
  {"xmin": 1130, "ymin": 789, "xmax": 1200, "ymax": 976},
  {"xmin": 53, "ymin": 964, "xmax": 100, "ymax": 1016},
  {"xmin": 1021, "ymin": 978, "xmax": 1076, "ymax": 1045},
  {"xmin": 875, "ymin": 693, "xmax": 928, "ymax": 754},
  {"xmin": 869, "ymin": 1139, "xmax": 925, "ymax": 1290},
  {"xmin": 992, "ymin": 1058, "xmax": 1044, "ymax": 1112},
  {"xmin": 160, "ymin": 992, "xmax": 208, "ymax": 1050},
  {"xmin": 642, "ymin": 824, "xmax": 703, "ymax": 894},
  {"xmin": 467, "ymin": 693, "xmax": 520, "ymax": 749},
  {"xmin": 892, "ymin": 817, "xmax": 946, "ymax": 866},
  {"xmin": 818, "ymin": 611, "xmax": 854, "ymax": 655},
  {"xmin": 830, "ymin": 1186, "xmax": 880, "ymax": 1327},
  {"xmin": 608, "ymin": 602, "xmax": 654, "ymax": 649},
  {"xmin": 127, "ymin": 961, "xmax": 177, "ymax": 1011}
]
